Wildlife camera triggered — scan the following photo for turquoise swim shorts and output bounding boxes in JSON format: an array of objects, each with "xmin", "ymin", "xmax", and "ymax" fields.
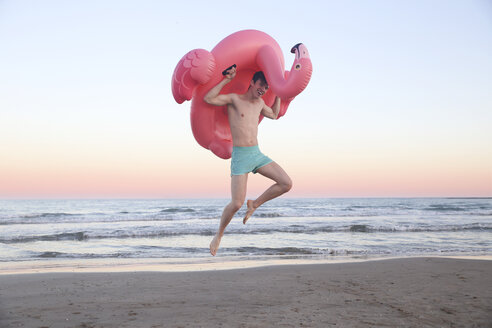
[{"xmin": 231, "ymin": 145, "xmax": 273, "ymax": 176}]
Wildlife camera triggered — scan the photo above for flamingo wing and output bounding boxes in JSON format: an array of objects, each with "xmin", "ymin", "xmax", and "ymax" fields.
[{"xmin": 171, "ymin": 49, "xmax": 216, "ymax": 104}]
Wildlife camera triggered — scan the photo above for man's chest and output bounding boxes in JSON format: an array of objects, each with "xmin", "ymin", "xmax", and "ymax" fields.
[{"xmin": 231, "ymin": 101, "xmax": 261, "ymax": 120}]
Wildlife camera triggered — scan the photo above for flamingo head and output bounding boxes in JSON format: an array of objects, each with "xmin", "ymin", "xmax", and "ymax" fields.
[{"xmin": 288, "ymin": 43, "xmax": 312, "ymax": 94}]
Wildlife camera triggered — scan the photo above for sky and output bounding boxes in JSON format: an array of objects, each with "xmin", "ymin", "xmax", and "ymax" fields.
[{"xmin": 0, "ymin": 0, "xmax": 491, "ymax": 198}]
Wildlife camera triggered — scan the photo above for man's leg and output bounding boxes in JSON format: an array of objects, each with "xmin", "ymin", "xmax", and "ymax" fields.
[
  {"xmin": 210, "ymin": 174, "xmax": 248, "ymax": 256},
  {"xmin": 243, "ymin": 162, "xmax": 292, "ymax": 224}
]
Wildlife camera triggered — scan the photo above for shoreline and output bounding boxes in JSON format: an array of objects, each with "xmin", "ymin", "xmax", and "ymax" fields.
[
  {"xmin": 1, "ymin": 257, "xmax": 490, "ymax": 327},
  {"xmin": 1, "ymin": 254, "xmax": 491, "ymax": 275}
]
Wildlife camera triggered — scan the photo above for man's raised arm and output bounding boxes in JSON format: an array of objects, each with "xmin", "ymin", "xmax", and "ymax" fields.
[
  {"xmin": 204, "ymin": 65, "xmax": 236, "ymax": 106},
  {"xmin": 261, "ymin": 96, "xmax": 281, "ymax": 120}
]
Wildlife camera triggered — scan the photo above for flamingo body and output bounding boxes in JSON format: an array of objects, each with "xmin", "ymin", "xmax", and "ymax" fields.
[{"xmin": 171, "ymin": 30, "xmax": 312, "ymax": 159}]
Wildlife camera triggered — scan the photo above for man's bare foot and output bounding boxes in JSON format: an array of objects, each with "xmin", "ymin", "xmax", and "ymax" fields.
[
  {"xmin": 209, "ymin": 234, "xmax": 222, "ymax": 256},
  {"xmin": 243, "ymin": 200, "xmax": 257, "ymax": 224}
]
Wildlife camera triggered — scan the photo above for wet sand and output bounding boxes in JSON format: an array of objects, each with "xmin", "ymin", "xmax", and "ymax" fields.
[{"xmin": 0, "ymin": 257, "xmax": 491, "ymax": 327}]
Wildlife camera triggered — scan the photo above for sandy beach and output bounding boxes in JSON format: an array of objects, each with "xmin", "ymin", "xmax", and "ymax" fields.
[{"xmin": 0, "ymin": 257, "xmax": 491, "ymax": 328}]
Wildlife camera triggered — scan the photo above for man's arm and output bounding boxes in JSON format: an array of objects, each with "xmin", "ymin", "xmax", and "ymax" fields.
[
  {"xmin": 261, "ymin": 96, "xmax": 281, "ymax": 120},
  {"xmin": 204, "ymin": 66, "xmax": 236, "ymax": 106}
]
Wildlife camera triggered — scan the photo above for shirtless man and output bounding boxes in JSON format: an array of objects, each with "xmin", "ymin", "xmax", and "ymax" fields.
[{"xmin": 204, "ymin": 66, "xmax": 293, "ymax": 256}]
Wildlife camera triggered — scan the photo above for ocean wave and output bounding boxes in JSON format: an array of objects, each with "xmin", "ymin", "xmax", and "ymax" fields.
[
  {"xmin": 345, "ymin": 223, "xmax": 492, "ymax": 233},
  {"xmin": 257, "ymin": 212, "xmax": 283, "ymax": 218},
  {"xmin": 346, "ymin": 205, "xmax": 414, "ymax": 210},
  {"xmin": 38, "ymin": 251, "xmax": 64, "ymax": 258},
  {"xmin": 349, "ymin": 224, "xmax": 370, "ymax": 232},
  {"xmin": 235, "ymin": 246, "xmax": 321, "ymax": 255},
  {"xmin": 160, "ymin": 208, "xmax": 196, "ymax": 213},
  {"xmin": 21, "ymin": 212, "xmax": 78, "ymax": 219},
  {"xmin": 0, "ymin": 230, "xmax": 214, "ymax": 244},
  {"xmin": 32, "ymin": 247, "xmax": 326, "ymax": 259},
  {"xmin": 0, "ymin": 216, "xmax": 190, "ymax": 225},
  {"xmin": 424, "ymin": 205, "xmax": 467, "ymax": 212},
  {"xmin": 255, "ymin": 223, "xmax": 492, "ymax": 234},
  {"xmin": 3, "ymin": 205, "xmax": 492, "ymax": 225},
  {"xmin": 2, "ymin": 223, "xmax": 491, "ymax": 244},
  {"xmin": 0, "ymin": 245, "xmax": 483, "ymax": 262},
  {"xmin": 36, "ymin": 251, "xmax": 137, "ymax": 259},
  {"xmin": 1, "ymin": 232, "xmax": 88, "ymax": 244}
]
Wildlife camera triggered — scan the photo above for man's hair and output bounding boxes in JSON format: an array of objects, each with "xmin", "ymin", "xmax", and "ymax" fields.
[{"xmin": 252, "ymin": 71, "xmax": 268, "ymax": 85}]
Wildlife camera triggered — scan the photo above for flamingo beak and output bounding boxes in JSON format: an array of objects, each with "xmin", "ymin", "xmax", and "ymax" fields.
[
  {"xmin": 290, "ymin": 43, "xmax": 310, "ymax": 60},
  {"xmin": 291, "ymin": 43, "xmax": 302, "ymax": 54}
]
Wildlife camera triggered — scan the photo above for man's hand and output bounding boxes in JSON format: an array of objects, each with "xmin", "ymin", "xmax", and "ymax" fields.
[
  {"xmin": 222, "ymin": 64, "xmax": 237, "ymax": 81},
  {"xmin": 204, "ymin": 65, "xmax": 237, "ymax": 106}
]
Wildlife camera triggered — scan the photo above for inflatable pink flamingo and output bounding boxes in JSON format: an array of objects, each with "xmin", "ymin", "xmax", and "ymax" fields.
[{"xmin": 171, "ymin": 29, "xmax": 312, "ymax": 159}]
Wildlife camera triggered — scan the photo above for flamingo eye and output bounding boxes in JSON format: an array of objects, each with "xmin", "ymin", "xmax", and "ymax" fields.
[{"xmin": 295, "ymin": 64, "xmax": 301, "ymax": 70}]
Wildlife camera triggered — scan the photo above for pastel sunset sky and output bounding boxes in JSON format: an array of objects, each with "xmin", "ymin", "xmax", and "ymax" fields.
[{"xmin": 1, "ymin": 0, "xmax": 491, "ymax": 198}]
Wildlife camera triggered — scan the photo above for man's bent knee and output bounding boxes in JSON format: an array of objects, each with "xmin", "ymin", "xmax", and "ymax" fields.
[
  {"xmin": 229, "ymin": 200, "xmax": 244, "ymax": 212},
  {"xmin": 280, "ymin": 178, "xmax": 293, "ymax": 193}
]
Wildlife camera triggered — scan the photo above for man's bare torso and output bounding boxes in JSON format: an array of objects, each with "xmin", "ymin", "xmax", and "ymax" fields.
[{"xmin": 227, "ymin": 93, "xmax": 264, "ymax": 147}]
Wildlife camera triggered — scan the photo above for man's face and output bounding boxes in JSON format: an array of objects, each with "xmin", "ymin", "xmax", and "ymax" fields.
[{"xmin": 251, "ymin": 79, "xmax": 269, "ymax": 98}]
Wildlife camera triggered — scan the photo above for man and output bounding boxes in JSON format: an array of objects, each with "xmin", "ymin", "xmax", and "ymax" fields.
[{"xmin": 204, "ymin": 66, "xmax": 292, "ymax": 256}]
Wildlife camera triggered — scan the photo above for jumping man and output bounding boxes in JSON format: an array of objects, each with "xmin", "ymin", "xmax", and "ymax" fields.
[{"xmin": 204, "ymin": 66, "xmax": 292, "ymax": 256}]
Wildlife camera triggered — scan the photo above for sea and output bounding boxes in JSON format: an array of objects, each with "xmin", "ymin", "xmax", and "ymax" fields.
[{"xmin": 1, "ymin": 198, "xmax": 491, "ymax": 272}]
